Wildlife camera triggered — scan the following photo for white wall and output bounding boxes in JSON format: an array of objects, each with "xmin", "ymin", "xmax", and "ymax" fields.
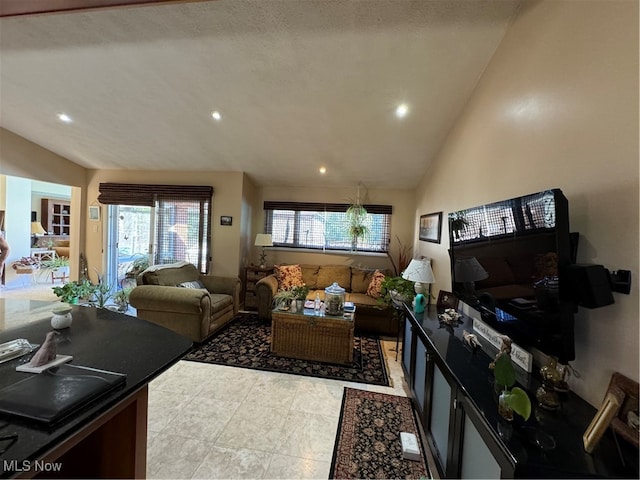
[
  {"xmin": 4, "ymin": 176, "xmax": 32, "ymax": 261},
  {"xmin": 414, "ymin": 0, "xmax": 638, "ymax": 406}
]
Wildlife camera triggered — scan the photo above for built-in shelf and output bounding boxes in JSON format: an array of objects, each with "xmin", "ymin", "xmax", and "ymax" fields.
[{"xmin": 41, "ymin": 198, "xmax": 71, "ymax": 236}]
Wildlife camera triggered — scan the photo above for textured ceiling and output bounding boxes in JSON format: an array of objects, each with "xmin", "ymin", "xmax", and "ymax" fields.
[{"xmin": 0, "ymin": 0, "xmax": 521, "ymax": 189}]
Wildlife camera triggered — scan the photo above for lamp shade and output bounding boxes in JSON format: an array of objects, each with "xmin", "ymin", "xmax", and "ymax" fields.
[
  {"xmin": 254, "ymin": 233, "xmax": 273, "ymax": 247},
  {"xmin": 403, "ymin": 258, "xmax": 435, "ymax": 296},
  {"xmin": 454, "ymin": 257, "xmax": 488, "ymax": 282},
  {"xmin": 402, "ymin": 258, "xmax": 435, "ymax": 284},
  {"xmin": 31, "ymin": 222, "xmax": 46, "ymax": 235}
]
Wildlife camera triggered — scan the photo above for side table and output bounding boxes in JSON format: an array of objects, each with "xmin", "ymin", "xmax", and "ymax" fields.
[{"xmin": 244, "ymin": 266, "xmax": 274, "ymax": 310}]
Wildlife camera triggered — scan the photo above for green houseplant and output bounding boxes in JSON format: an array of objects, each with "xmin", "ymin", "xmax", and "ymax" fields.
[
  {"xmin": 52, "ymin": 279, "xmax": 93, "ymax": 304},
  {"xmin": 273, "ymin": 288, "xmax": 296, "ymax": 310},
  {"xmin": 493, "ymin": 350, "xmax": 532, "ymax": 422},
  {"xmin": 378, "ymin": 275, "xmax": 415, "ymax": 308}
]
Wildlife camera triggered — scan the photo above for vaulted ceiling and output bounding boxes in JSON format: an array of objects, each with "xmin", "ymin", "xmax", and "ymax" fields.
[{"xmin": 0, "ymin": 0, "xmax": 522, "ymax": 189}]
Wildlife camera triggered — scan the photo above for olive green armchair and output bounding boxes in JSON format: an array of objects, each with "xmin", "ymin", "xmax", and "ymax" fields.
[{"xmin": 129, "ymin": 262, "xmax": 241, "ymax": 342}]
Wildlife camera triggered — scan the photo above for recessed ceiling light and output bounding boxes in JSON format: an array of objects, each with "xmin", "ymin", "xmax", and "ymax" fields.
[
  {"xmin": 395, "ymin": 103, "xmax": 409, "ymax": 118},
  {"xmin": 57, "ymin": 113, "xmax": 72, "ymax": 123},
  {"xmin": 319, "ymin": 166, "xmax": 327, "ymax": 174},
  {"xmin": 211, "ymin": 111, "xmax": 222, "ymax": 121}
]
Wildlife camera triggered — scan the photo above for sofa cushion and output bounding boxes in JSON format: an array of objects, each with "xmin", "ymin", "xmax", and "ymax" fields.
[
  {"xmin": 366, "ymin": 269, "xmax": 386, "ymax": 298},
  {"xmin": 300, "ymin": 264, "xmax": 320, "ymax": 289},
  {"xmin": 316, "ymin": 265, "xmax": 351, "ymax": 290},
  {"xmin": 350, "ymin": 268, "xmax": 375, "ymax": 293},
  {"xmin": 210, "ymin": 293, "xmax": 234, "ymax": 314},
  {"xmin": 275, "ymin": 264, "xmax": 304, "ymax": 290},
  {"xmin": 178, "ymin": 280, "xmax": 206, "ymax": 290},
  {"xmin": 347, "ymin": 292, "xmax": 382, "ymax": 307},
  {"xmin": 141, "ymin": 262, "xmax": 199, "ymax": 286}
]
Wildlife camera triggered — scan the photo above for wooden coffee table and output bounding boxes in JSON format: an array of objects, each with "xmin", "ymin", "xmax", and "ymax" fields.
[{"xmin": 271, "ymin": 308, "xmax": 355, "ymax": 364}]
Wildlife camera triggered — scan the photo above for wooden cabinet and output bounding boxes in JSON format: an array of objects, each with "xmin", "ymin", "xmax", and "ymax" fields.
[
  {"xmin": 244, "ymin": 266, "xmax": 273, "ymax": 310},
  {"xmin": 41, "ymin": 198, "xmax": 71, "ymax": 235}
]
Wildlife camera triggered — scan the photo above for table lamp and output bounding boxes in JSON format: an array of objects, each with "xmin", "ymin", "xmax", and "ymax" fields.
[
  {"xmin": 454, "ymin": 256, "xmax": 488, "ymax": 296},
  {"xmin": 31, "ymin": 222, "xmax": 46, "ymax": 247},
  {"xmin": 402, "ymin": 258, "xmax": 435, "ymax": 312},
  {"xmin": 254, "ymin": 233, "xmax": 273, "ymax": 269}
]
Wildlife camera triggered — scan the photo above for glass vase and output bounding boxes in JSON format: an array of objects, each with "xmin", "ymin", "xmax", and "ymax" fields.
[{"xmin": 498, "ymin": 391, "xmax": 514, "ymax": 422}]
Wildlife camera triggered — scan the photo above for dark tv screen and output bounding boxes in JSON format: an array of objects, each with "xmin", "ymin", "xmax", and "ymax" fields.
[{"xmin": 448, "ymin": 189, "xmax": 575, "ymax": 363}]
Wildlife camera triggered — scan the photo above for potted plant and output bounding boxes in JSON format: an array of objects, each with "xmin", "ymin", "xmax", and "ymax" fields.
[
  {"xmin": 291, "ymin": 284, "xmax": 310, "ymax": 310},
  {"xmin": 492, "ymin": 348, "xmax": 532, "ymax": 422},
  {"xmin": 346, "ymin": 203, "xmax": 369, "ymax": 250},
  {"xmin": 378, "ymin": 275, "xmax": 415, "ymax": 308},
  {"xmin": 41, "ymin": 256, "xmax": 70, "ymax": 277},
  {"xmin": 89, "ymin": 272, "xmax": 115, "ymax": 308},
  {"xmin": 273, "ymin": 288, "xmax": 296, "ymax": 310},
  {"xmin": 113, "ymin": 288, "xmax": 132, "ymax": 312},
  {"xmin": 52, "ymin": 279, "xmax": 93, "ymax": 304},
  {"xmin": 125, "ymin": 256, "xmax": 150, "ymax": 279}
]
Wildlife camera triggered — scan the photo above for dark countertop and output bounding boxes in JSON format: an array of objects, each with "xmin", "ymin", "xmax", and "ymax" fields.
[
  {"xmin": 0, "ymin": 300, "xmax": 192, "ymax": 478},
  {"xmin": 404, "ymin": 304, "xmax": 637, "ymax": 478}
]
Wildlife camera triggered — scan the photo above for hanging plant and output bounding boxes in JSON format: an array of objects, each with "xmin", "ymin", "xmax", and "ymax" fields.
[{"xmin": 346, "ymin": 184, "xmax": 369, "ymax": 249}]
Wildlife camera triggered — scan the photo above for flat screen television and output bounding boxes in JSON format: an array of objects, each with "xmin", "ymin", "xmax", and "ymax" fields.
[{"xmin": 448, "ymin": 189, "xmax": 575, "ymax": 363}]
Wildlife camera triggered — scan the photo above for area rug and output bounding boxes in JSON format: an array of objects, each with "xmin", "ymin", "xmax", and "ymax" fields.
[
  {"xmin": 330, "ymin": 388, "xmax": 429, "ymax": 480},
  {"xmin": 183, "ymin": 313, "xmax": 389, "ymax": 386}
]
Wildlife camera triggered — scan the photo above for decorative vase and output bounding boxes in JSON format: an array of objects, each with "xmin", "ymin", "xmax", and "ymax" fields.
[
  {"xmin": 498, "ymin": 391, "xmax": 514, "ymax": 422},
  {"xmin": 51, "ymin": 305, "xmax": 73, "ymax": 329}
]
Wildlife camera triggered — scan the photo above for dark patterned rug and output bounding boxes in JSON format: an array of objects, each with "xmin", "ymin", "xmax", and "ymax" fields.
[
  {"xmin": 330, "ymin": 388, "xmax": 429, "ymax": 479},
  {"xmin": 183, "ymin": 313, "xmax": 389, "ymax": 386}
]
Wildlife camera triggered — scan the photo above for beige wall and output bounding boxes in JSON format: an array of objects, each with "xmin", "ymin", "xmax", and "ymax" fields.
[
  {"xmin": 414, "ymin": 0, "xmax": 639, "ymax": 406},
  {"xmin": 85, "ymin": 170, "xmax": 245, "ymax": 279},
  {"xmin": 258, "ymin": 185, "xmax": 415, "ymax": 272}
]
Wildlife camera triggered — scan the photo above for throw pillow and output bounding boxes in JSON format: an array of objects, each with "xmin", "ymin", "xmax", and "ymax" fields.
[
  {"xmin": 275, "ymin": 264, "xmax": 304, "ymax": 290},
  {"xmin": 366, "ymin": 269, "xmax": 386, "ymax": 298},
  {"xmin": 178, "ymin": 280, "xmax": 206, "ymax": 290}
]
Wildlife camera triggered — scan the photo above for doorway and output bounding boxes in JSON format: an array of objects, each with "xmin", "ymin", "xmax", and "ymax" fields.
[{"xmin": 106, "ymin": 205, "xmax": 153, "ymax": 289}]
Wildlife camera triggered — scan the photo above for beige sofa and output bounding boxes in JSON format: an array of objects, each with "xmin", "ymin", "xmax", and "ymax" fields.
[
  {"xmin": 129, "ymin": 262, "xmax": 241, "ymax": 342},
  {"xmin": 255, "ymin": 264, "xmax": 398, "ymax": 336}
]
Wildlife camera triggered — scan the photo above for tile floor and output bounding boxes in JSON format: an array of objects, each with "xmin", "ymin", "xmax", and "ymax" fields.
[{"xmin": 146, "ymin": 339, "xmax": 409, "ymax": 479}]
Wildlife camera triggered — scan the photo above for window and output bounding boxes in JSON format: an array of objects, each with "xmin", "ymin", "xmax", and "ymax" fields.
[
  {"xmin": 99, "ymin": 183, "xmax": 212, "ymax": 273},
  {"xmin": 264, "ymin": 201, "xmax": 392, "ymax": 253}
]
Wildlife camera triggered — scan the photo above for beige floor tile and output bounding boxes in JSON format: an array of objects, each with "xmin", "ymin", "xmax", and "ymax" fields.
[
  {"xmin": 192, "ymin": 446, "xmax": 271, "ymax": 479},
  {"xmin": 215, "ymin": 402, "xmax": 288, "ymax": 452},
  {"xmin": 264, "ymin": 453, "xmax": 332, "ymax": 479},
  {"xmin": 244, "ymin": 374, "xmax": 300, "ymax": 410},
  {"xmin": 147, "ymin": 432, "xmax": 212, "ymax": 479},
  {"xmin": 197, "ymin": 372, "xmax": 262, "ymax": 403},
  {"xmin": 275, "ymin": 410, "xmax": 339, "ymax": 462},
  {"xmin": 290, "ymin": 380, "xmax": 346, "ymax": 417},
  {"xmin": 162, "ymin": 397, "xmax": 241, "ymax": 442},
  {"xmin": 147, "ymin": 389, "xmax": 193, "ymax": 433}
]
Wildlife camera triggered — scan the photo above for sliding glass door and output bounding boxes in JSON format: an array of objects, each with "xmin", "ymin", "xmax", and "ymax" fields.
[
  {"xmin": 106, "ymin": 205, "xmax": 153, "ymax": 289},
  {"xmin": 105, "ymin": 198, "xmax": 211, "ymax": 288}
]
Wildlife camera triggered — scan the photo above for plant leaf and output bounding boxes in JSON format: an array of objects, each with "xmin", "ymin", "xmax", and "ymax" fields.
[
  {"xmin": 493, "ymin": 352, "xmax": 516, "ymax": 388},
  {"xmin": 505, "ymin": 387, "xmax": 531, "ymax": 421}
]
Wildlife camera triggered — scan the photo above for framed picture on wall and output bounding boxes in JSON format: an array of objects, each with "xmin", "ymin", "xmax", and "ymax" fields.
[
  {"xmin": 220, "ymin": 216, "xmax": 232, "ymax": 226},
  {"xmin": 419, "ymin": 211, "xmax": 443, "ymax": 243}
]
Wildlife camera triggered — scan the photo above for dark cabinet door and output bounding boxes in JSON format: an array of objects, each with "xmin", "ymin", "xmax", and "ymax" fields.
[{"xmin": 454, "ymin": 393, "xmax": 514, "ymax": 479}]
